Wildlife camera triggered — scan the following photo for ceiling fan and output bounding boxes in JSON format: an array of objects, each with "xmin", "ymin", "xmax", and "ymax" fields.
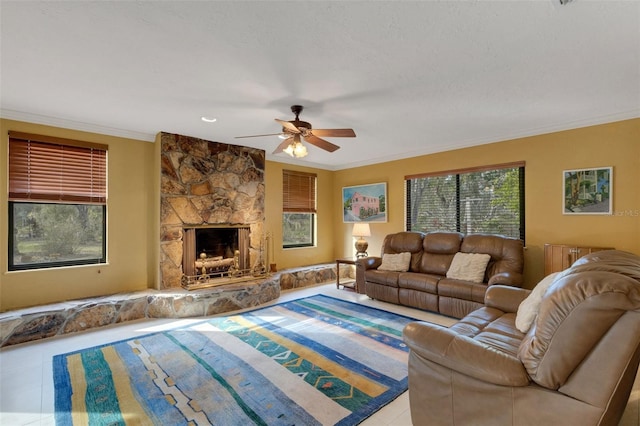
[{"xmin": 235, "ymin": 105, "xmax": 356, "ymax": 158}]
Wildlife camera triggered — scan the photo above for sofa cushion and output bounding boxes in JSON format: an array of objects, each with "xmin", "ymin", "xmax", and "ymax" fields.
[
  {"xmin": 382, "ymin": 232, "xmax": 425, "ymax": 272},
  {"xmin": 450, "ymin": 307, "xmax": 526, "ymax": 358},
  {"xmin": 423, "ymin": 231, "xmax": 464, "ymax": 254},
  {"xmin": 397, "ymin": 272, "xmax": 439, "ymax": 293},
  {"xmin": 420, "ymin": 232, "xmax": 462, "ymax": 275},
  {"xmin": 462, "ymin": 234, "xmax": 524, "ymax": 285},
  {"xmin": 446, "ymin": 252, "xmax": 491, "ymax": 283},
  {"xmin": 378, "ymin": 252, "xmax": 411, "ymax": 272},
  {"xmin": 364, "ymin": 269, "xmax": 401, "ymax": 287}
]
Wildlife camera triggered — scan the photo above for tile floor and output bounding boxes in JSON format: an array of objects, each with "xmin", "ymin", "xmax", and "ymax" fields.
[{"xmin": 0, "ymin": 283, "xmax": 638, "ymax": 425}]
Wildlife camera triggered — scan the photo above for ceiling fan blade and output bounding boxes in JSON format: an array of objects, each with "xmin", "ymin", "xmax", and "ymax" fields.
[
  {"xmin": 272, "ymin": 137, "xmax": 293, "ymax": 154},
  {"xmin": 275, "ymin": 118, "xmax": 301, "ymax": 134},
  {"xmin": 304, "ymin": 134, "xmax": 340, "ymax": 152},
  {"xmin": 311, "ymin": 128, "xmax": 356, "ymax": 138},
  {"xmin": 235, "ymin": 133, "xmax": 283, "ymax": 139}
]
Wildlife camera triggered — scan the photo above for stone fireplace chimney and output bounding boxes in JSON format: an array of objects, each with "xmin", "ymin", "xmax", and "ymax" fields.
[{"xmin": 159, "ymin": 132, "xmax": 265, "ymax": 289}]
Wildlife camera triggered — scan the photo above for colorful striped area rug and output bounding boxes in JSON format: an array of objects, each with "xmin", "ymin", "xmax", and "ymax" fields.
[{"xmin": 53, "ymin": 294, "xmax": 420, "ymax": 425}]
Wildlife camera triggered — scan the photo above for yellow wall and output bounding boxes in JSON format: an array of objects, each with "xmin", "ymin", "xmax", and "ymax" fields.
[
  {"xmin": 333, "ymin": 118, "xmax": 640, "ymax": 288},
  {"xmin": 0, "ymin": 119, "xmax": 157, "ymax": 311},
  {"xmin": 2, "ymin": 117, "xmax": 638, "ymax": 310},
  {"xmin": 264, "ymin": 161, "xmax": 335, "ymax": 271}
]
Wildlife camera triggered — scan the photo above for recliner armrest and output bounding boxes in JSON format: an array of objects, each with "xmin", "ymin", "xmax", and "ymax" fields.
[
  {"xmin": 488, "ymin": 271, "xmax": 524, "ymax": 287},
  {"xmin": 484, "ymin": 285, "xmax": 531, "ymax": 313},
  {"xmin": 403, "ymin": 321, "xmax": 530, "ymax": 387},
  {"xmin": 355, "ymin": 257, "xmax": 382, "ymax": 291},
  {"xmin": 355, "ymin": 256, "xmax": 382, "ymax": 270}
]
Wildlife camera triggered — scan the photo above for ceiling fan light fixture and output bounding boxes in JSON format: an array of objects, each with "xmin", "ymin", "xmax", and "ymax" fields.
[
  {"xmin": 293, "ymin": 141, "xmax": 308, "ymax": 158},
  {"xmin": 283, "ymin": 144, "xmax": 295, "ymax": 157},
  {"xmin": 283, "ymin": 141, "xmax": 308, "ymax": 158}
]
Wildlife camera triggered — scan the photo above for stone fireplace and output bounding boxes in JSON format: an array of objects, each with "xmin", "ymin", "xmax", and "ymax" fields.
[{"xmin": 159, "ymin": 132, "xmax": 265, "ymax": 289}]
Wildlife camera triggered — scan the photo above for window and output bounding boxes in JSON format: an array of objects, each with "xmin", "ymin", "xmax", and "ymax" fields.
[
  {"xmin": 8, "ymin": 132, "xmax": 107, "ymax": 270},
  {"xmin": 282, "ymin": 170, "xmax": 316, "ymax": 248},
  {"xmin": 405, "ymin": 162, "xmax": 525, "ymax": 240}
]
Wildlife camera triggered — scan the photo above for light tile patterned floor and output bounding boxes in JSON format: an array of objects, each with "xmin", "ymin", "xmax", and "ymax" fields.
[{"xmin": 0, "ymin": 283, "xmax": 637, "ymax": 425}]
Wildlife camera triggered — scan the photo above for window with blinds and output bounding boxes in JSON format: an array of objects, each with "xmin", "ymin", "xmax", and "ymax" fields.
[
  {"xmin": 9, "ymin": 134, "xmax": 107, "ymax": 203},
  {"xmin": 282, "ymin": 170, "xmax": 316, "ymax": 248},
  {"xmin": 8, "ymin": 132, "xmax": 108, "ymax": 271},
  {"xmin": 405, "ymin": 162, "xmax": 525, "ymax": 241}
]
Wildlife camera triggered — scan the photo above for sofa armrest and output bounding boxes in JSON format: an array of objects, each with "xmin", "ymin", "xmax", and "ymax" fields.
[
  {"xmin": 403, "ymin": 321, "xmax": 530, "ymax": 387},
  {"xmin": 355, "ymin": 257, "xmax": 382, "ymax": 293},
  {"xmin": 355, "ymin": 256, "xmax": 382, "ymax": 271},
  {"xmin": 484, "ymin": 285, "xmax": 530, "ymax": 313},
  {"xmin": 488, "ymin": 271, "xmax": 524, "ymax": 287}
]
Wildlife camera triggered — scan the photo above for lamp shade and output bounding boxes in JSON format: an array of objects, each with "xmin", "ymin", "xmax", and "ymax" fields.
[{"xmin": 352, "ymin": 223, "xmax": 371, "ymax": 237}]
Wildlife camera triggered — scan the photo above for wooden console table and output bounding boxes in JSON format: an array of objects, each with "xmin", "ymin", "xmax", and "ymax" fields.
[{"xmin": 336, "ymin": 258, "xmax": 357, "ymax": 291}]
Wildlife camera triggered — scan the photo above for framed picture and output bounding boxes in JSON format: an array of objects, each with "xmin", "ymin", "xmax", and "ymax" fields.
[
  {"xmin": 563, "ymin": 167, "xmax": 612, "ymax": 215},
  {"xmin": 342, "ymin": 182, "xmax": 387, "ymax": 223}
]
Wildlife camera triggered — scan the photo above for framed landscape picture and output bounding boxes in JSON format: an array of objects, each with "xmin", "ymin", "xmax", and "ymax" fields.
[
  {"xmin": 342, "ymin": 182, "xmax": 387, "ymax": 223},
  {"xmin": 563, "ymin": 167, "xmax": 612, "ymax": 215}
]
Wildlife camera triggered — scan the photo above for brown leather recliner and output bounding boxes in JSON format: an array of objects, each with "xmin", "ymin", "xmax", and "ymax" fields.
[{"xmin": 403, "ymin": 250, "xmax": 640, "ymax": 425}]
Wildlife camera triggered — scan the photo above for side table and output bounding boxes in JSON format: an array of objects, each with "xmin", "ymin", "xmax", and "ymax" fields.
[{"xmin": 336, "ymin": 258, "xmax": 357, "ymax": 291}]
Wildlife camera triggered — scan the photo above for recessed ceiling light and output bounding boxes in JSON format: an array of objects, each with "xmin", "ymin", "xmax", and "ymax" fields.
[{"xmin": 201, "ymin": 116, "xmax": 217, "ymax": 123}]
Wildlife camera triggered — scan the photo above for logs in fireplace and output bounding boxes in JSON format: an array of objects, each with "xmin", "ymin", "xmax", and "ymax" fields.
[{"xmin": 182, "ymin": 226, "xmax": 262, "ymax": 289}]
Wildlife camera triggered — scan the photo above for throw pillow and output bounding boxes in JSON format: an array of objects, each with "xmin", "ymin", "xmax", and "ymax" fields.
[
  {"xmin": 446, "ymin": 252, "xmax": 491, "ymax": 283},
  {"xmin": 378, "ymin": 252, "xmax": 412, "ymax": 272},
  {"xmin": 515, "ymin": 272, "xmax": 560, "ymax": 333}
]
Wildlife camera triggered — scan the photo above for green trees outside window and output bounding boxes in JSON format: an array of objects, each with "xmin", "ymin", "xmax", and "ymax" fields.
[
  {"xmin": 406, "ymin": 164, "xmax": 525, "ymax": 241},
  {"xmin": 10, "ymin": 202, "xmax": 106, "ymax": 270}
]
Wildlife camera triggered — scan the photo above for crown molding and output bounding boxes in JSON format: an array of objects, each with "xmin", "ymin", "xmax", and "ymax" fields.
[
  {"xmin": 332, "ymin": 110, "xmax": 640, "ymax": 170},
  {"xmin": 0, "ymin": 109, "xmax": 156, "ymax": 142}
]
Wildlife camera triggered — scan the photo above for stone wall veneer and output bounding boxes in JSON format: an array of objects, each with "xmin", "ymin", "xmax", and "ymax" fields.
[{"xmin": 160, "ymin": 132, "xmax": 266, "ymax": 289}]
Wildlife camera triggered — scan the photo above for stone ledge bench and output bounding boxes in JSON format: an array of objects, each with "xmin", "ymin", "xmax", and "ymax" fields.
[{"xmin": 0, "ymin": 263, "xmax": 349, "ymax": 348}]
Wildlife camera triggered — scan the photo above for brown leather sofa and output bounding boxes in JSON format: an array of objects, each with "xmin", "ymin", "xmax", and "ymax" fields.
[
  {"xmin": 356, "ymin": 231, "xmax": 524, "ymax": 318},
  {"xmin": 403, "ymin": 249, "xmax": 640, "ymax": 425}
]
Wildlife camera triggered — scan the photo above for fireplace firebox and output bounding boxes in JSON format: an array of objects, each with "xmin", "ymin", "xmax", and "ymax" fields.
[{"xmin": 182, "ymin": 226, "xmax": 252, "ymax": 288}]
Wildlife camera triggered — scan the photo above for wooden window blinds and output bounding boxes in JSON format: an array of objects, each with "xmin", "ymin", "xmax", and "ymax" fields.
[
  {"xmin": 8, "ymin": 131, "xmax": 107, "ymax": 204},
  {"xmin": 282, "ymin": 170, "xmax": 317, "ymax": 213}
]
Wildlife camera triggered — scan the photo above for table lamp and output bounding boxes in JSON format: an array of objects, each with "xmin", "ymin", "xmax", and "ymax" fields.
[{"xmin": 352, "ymin": 223, "xmax": 371, "ymax": 258}]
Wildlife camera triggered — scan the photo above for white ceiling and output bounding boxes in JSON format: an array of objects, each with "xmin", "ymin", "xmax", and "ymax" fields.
[{"xmin": 1, "ymin": 1, "xmax": 639, "ymax": 170}]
